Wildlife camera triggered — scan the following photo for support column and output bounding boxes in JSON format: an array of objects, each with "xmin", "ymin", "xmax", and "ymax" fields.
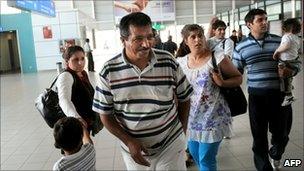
[{"xmin": 193, "ymin": 0, "xmax": 197, "ymax": 24}]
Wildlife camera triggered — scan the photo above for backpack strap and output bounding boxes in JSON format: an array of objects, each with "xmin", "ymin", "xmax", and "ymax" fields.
[{"xmin": 222, "ymin": 38, "xmax": 227, "ymax": 50}]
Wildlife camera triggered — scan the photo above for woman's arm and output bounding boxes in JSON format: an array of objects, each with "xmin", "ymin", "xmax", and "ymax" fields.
[
  {"xmin": 212, "ymin": 56, "xmax": 242, "ymax": 87},
  {"xmin": 57, "ymin": 72, "xmax": 81, "ymax": 118}
]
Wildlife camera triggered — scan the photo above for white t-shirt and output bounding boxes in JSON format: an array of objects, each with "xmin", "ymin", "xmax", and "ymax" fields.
[
  {"xmin": 84, "ymin": 42, "xmax": 91, "ymax": 53},
  {"xmin": 53, "ymin": 143, "xmax": 96, "ymax": 171},
  {"xmin": 279, "ymin": 33, "xmax": 300, "ymax": 61},
  {"xmin": 207, "ymin": 37, "xmax": 234, "ymax": 58}
]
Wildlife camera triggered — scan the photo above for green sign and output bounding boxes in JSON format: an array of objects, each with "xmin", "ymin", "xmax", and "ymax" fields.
[{"xmin": 152, "ymin": 23, "xmax": 166, "ymax": 30}]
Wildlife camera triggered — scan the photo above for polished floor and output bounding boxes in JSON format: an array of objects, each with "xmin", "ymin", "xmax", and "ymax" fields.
[{"xmin": 1, "ymin": 66, "xmax": 303, "ymax": 170}]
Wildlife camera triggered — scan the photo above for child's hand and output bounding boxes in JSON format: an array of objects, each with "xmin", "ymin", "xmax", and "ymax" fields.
[{"xmin": 273, "ymin": 51, "xmax": 280, "ymax": 60}]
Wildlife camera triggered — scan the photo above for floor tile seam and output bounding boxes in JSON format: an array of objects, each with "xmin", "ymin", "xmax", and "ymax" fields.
[
  {"xmin": 226, "ymin": 145, "xmax": 253, "ymax": 169},
  {"xmin": 19, "ymin": 135, "xmax": 53, "ymax": 169}
]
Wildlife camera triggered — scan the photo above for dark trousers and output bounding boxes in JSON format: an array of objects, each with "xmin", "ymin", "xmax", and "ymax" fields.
[
  {"xmin": 248, "ymin": 91, "xmax": 292, "ymax": 171},
  {"xmin": 86, "ymin": 52, "xmax": 95, "ymax": 71}
]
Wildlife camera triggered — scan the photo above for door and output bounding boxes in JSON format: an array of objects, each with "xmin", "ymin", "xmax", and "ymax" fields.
[{"xmin": 0, "ymin": 31, "xmax": 21, "ymax": 74}]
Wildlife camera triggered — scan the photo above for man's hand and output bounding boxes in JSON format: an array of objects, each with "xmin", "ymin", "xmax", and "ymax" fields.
[
  {"xmin": 127, "ymin": 138, "xmax": 151, "ymax": 167},
  {"xmin": 273, "ymin": 51, "xmax": 280, "ymax": 60},
  {"xmin": 278, "ymin": 65, "xmax": 293, "ymax": 78},
  {"xmin": 124, "ymin": 3, "xmax": 141, "ymax": 12}
]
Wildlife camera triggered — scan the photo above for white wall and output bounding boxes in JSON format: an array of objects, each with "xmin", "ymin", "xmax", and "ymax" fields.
[{"xmin": 32, "ymin": 10, "xmax": 80, "ymax": 71}]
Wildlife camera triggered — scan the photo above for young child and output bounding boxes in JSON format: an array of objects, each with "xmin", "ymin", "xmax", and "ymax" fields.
[
  {"xmin": 53, "ymin": 117, "xmax": 96, "ymax": 171},
  {"xmin": 273, "ymin": 18, "xmax": 301, "ymax": 106}
]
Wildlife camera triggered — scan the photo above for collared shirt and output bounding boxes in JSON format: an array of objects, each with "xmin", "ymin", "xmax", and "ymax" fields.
[
  {"xmin": 233, "ymin": 33, "xmax": 282, "ymax": 94},
  {"xmin": 92, "ymin": 49, "xmax": 193, "ymax": 156}
]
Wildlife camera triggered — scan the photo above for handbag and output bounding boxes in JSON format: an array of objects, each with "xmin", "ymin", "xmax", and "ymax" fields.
[
  {"xmin": 35, "ymin": 75, "xmax": 65, "ymax": 128},
  {"xmin": 211, "ymin": 52, "xmax": 247, "ymax": 117}
]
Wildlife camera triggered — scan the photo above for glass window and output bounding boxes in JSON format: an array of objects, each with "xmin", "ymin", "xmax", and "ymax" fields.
[
  {"xmin": 258, "ymin": 2, "xmax": 265, "ymax": 9},
  {"xmin": 295, "ymin": 0, "xmax": 301, "ymax": 17},
  {"xmin": 240, "ymin": 11, "xmax": 247, "ymax": 21},
  {"xmin": 266, "ymin": 3, "xmax": 281, "ymax": 15},
  {"xmin": 222, "ymin": 11, "xmax": 229, "ymax": 24},
  {"xmin": 265, "ymin": 0, "xmax": 280, "ymax": 5},
  {"xmin": 239, "ymin": 6, "xmax": 249, "ymax": 12},
  {"xmin": 283, "ymin": 1, "xmax": 292, "ymax": 19},
  {"xmin": 283, "ymin": 1, "xmax": 292, "ymax": 13}
]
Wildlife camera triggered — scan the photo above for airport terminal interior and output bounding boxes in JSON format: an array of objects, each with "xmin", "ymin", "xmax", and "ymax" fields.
[{"xmin": 1, "ymin": 0, "xmax": 303, "ymax": 170}]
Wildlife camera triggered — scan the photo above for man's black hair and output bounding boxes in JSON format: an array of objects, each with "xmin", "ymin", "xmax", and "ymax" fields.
[
  {"xmin": 245, "ymin": 8, "xmax": 267, "ymax": 24},
  {"xmin": 119, "ymin": 12, "xmax": 152, "ymax": 39}
]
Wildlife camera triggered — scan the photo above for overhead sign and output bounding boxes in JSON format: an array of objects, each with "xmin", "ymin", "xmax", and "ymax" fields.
[
  {"xmin": 7, "ymin": 0, "xmax": 56, "ymax": 17},
  {"xmin": 114, "ymin": 0, "xmax": 175, "ymax": 24}
]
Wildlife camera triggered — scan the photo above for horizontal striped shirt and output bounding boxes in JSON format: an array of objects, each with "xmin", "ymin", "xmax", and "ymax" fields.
[
  {"xmin": 232, "ymin": 33, "xmax": 301, "ymax": 94},
  {"xmin": 53, "ymin": 143, "xmax": 95, "ymax": 171},
  {"xmin": 93, "ymin": 49, "xmax": 193, "ymax": 156}
]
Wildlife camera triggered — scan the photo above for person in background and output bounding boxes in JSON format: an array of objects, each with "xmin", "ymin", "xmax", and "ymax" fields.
[
  {"xmin": 53, "ymin": 117, "xmax": 95, "ymax": 171},
  {"xmin": 57, "ymin": 46, "xmax": 103, "ymax": 137},
  {"xmin": 273, "ymin": 18, "xmax": 301, "ymax": 106},
  {"xmin": 177, "ymin": 24, "xmax": 242, "ymax": 171},
  {"xmin": 152, "ymin": 28, "xmax": 163, "ymax": 50},
  {"xmin": 208, "ymin": 19, "xmax": 234, "ymax": 59},
  {"xmin": 175, "ymin": 40, "xmax": 190, "ymax": 58},
  {"xmin": 229, "ymin": 29, "xmax": 238, "ymax": 48},
  {"xmin": 84, "ymin": 38, "xmax": 95, "ymax": 72},
  {"xmin": 233, "ymin": 9, "xmax": 302, "ymax": 170},
  {"xmin": 92, "ymin": 12, "xmax": 193, "ymax": 170},
  {"xmin": 237, "ymin": 29, "xmax": 246, "ymax": 42},
  {"xmin": 163, "ymin": 35, "xmax": 178, "ymax": 56}
]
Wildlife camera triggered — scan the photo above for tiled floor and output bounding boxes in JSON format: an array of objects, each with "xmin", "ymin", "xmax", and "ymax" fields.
[{"xmin": 1, "ymin": 67, "xmax": 303, "ymax": 170}]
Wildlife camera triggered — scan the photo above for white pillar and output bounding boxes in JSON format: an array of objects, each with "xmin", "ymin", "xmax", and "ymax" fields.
[
  {"xmin": 291, "ymin": 0, "xmax": 296, "ymax": 18},
  {"xmin": 193, "ymin": 0, "xmax": 197, "ymax": 24},
  {"xmin": 231, "ymin": 0, "xmax": 236, "ymax": 31},
  {"xmin": 212, "ymin": 0, "xmax": 216, "ymax": 15}
]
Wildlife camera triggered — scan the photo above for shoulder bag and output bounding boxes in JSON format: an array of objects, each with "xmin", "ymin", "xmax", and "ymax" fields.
[
  {"xmin": 35, "ymin": 74, "xmax": 65, "ymax": 128},
  {"xmin": 211, "ymin": 52, "xmax": 247, "ymax": 117}
]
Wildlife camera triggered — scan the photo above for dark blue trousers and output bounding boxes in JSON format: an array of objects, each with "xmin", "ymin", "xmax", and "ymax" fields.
[{"xmin": 248, "ymin": 91, "xmax": 292, "ymax": 171}]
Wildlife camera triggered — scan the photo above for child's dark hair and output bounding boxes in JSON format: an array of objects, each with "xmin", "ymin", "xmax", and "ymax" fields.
[
  {"xmin": 212, "ymin": 20, "xmax": 227, "ymax": 30},
  {"xmin": 282, "ymin": 18, "xmax": 301, "ymax": 34},
  {"xmin": 53, "ymin": 117, "xmax": 83, "ymax": 152},
  {"xmin": 62, "ymin": 45, "xmax": 84, "ymax": 62}
]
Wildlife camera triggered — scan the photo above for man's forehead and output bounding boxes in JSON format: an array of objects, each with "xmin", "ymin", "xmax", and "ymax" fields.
[
  {"xmin": 254, "ymin": 14, "xmax": 267, "ymax": 20},
  {"xmin": 216, "ymin": 27, "xmax": 226, "ymax": 30},
  {"xmin": 129, "ymin": 25, "xmax": 152, "ymax": 34}
]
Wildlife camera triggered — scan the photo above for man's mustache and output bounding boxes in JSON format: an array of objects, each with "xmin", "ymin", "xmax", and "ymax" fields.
[{"xmin": 138, "ymin": 47, "xmax": 150, "ymax": 51}]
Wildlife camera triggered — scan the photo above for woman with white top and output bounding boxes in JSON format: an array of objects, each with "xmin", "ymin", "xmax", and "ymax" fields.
[
  {"xmin": 177, "ymin": 24, "xmax": 242, "ymax": 171},
  {"xmin": 56, "ymin": 45, "xmax": 102, "ymax": 136}
]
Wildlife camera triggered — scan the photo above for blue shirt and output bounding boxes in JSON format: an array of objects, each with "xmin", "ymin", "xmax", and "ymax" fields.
[{"xmin": 233, "ymin": 33, "xmax": 283, "ymax": 94}]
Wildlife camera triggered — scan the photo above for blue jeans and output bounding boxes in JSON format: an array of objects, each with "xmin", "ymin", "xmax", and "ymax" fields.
[{"xmin": 188, "ymin": 140, "xmax": 221, "ymax": 171}]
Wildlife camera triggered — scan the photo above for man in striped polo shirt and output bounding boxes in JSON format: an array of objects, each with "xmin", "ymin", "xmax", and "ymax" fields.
[
  {"xmin": 93, "ymin": 12, "xmax": 193, "ymax": 170},
  {"xmin": 233, "ymin": 9, "xmax": 301, "ymax": 171}
]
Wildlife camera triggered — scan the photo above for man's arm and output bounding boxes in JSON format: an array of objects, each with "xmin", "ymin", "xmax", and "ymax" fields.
[
  {"xmin": 177, "ymin": 100, "xmax": 190, "ymax": 134},
  {"xmin": 100, "ymin": 114, "xmax": 150, "ymax": 167}
]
